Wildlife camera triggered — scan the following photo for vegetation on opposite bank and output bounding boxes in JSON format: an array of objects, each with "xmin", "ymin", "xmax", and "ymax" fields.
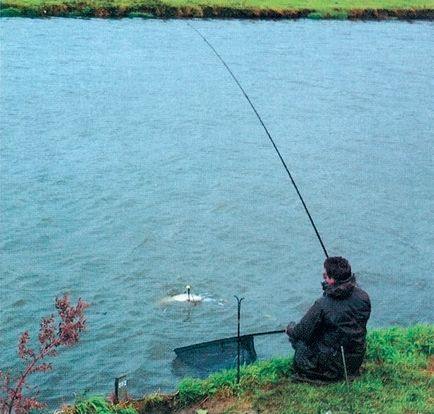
[
  {"xmin": 57, "ymin": 324, "xmax": 433, "ymax": 414},
  {"xmin": 1, "ymin": 0, "xmax": 433, "ymax": 19}
]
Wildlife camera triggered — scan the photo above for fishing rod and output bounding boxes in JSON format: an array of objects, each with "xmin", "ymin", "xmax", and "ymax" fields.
[{"xmin": 188, "ymin": 23, "xmax": 329, "ymax": 258}]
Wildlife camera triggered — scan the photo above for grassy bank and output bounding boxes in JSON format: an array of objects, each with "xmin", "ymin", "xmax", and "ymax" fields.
[
  {"xmin": 1, "ymin": 0, "xmax": 433, "ymax": 19},
  {"xmin": 57, "ymin": 325, "xmax": 433, "ymax": 414}
]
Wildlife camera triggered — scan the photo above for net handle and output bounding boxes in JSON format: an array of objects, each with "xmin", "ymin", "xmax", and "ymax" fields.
[
  {"xmin": 251, "ymin": 329, "xmax": 285, "ymax": 337},
  {"xmin": 173, "ymin": 329, "xmax": 286, "ymax": 354}
]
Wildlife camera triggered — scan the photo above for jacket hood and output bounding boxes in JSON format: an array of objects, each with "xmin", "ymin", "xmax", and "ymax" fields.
[{"xmin": 323, "ymin": 274, "xmax": 357, "ymax": 298}]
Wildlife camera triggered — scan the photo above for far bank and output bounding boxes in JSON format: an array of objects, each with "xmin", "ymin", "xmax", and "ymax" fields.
[{"xmin": 1, "ymin": 0, "xmax": 433, "ymax": 19}]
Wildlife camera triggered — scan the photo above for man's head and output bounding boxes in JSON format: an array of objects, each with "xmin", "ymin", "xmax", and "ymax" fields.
[{"xmin": 323, "ymin": 256, "xmax": 352, "ymax": 285}]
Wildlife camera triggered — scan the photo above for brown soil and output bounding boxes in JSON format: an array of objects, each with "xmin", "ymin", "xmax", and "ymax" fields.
[
  {"xmin": 132, "ymin": 394, "xmax": 177, "ymax": 414},
  {"xmin": 131, "ymin": 392, "xmax": 256, "ymax": 414},
  {"xmin": 175, "ymin": 396, "xmax": 255, "ymax": 414},
  {"xmin": 426, "ymin": 356, "xmax": 434, "ymax": 375},
  {"xmin": 346, "ymin": 8, "xmax": 434, "ymax": 20}
]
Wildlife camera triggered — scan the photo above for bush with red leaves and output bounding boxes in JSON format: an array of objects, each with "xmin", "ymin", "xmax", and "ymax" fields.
[{"xmin": 0, "ymin": 295, "xmax": 89, "ymax": 414}]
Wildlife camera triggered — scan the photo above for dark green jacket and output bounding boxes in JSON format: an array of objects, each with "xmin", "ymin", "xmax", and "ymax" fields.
[{"xmin": 288, "ymin": 276, "xmax": 371, "ymax": 380}]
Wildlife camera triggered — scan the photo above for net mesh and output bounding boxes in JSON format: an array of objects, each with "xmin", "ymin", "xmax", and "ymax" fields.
[{"xmin": 173, "ymin": 334, "xmax": 257, "ymax": 376}]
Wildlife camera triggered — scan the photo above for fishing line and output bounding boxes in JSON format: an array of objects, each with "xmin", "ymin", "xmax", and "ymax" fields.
[{"xmin": 188, "ymin": 23, "xmax": 329, "ymax": 258}]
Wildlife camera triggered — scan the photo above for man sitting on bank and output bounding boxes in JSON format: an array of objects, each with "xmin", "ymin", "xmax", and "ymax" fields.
[{"xmin": 286, "ymin": 256, "xmax": 371, "ymax": 383}]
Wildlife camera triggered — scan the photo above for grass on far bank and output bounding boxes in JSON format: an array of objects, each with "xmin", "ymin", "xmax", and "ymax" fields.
[
  {"xmin": 152, "ymin": 0, "xmax": 434, "ymax": 8},
  {"xmin": 1, "ymin": 0, "xmax": 433, "ymax": 18},
  {"xmin": 2, "ymin": 0, "xmax": 434, "ymax": 9},
  {"xmin": 58, "ymin": 325, "xmax": 433, "ymax": 414}
]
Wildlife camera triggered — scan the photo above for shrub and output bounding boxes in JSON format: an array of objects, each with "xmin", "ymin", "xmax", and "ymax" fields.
[
  {"xmin": 0, "ymin": 295, "xmax": 89, "ymax": 414},
  {"xmin": 0, "ymin": 7, "xmax": 22, "ymax": 16}
]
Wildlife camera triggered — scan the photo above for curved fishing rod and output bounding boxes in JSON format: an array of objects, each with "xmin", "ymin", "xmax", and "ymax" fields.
[{"xmin": 188, "ymin": 23, "xmax": 329, "ymax": 258}]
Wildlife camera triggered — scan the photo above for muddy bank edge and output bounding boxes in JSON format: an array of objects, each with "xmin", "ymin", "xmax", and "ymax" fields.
[{"xmin": 1, "ymin": 2, "xmax": 433, "ymax": 19}]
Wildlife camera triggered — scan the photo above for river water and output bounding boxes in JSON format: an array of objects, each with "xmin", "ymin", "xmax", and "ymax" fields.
[{"xmin": 0, "ymin": 18, "xmax": 433, "ymax": 407}]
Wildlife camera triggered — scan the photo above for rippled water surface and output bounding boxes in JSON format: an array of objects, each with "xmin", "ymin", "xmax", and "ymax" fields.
[{"xmin": 1, "ymin": 18, "xmax": 433, "ymax": 407}]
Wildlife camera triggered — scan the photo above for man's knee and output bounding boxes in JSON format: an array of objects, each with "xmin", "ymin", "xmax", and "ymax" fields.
[{"xmin": 292, "ymin": 341, "xmax": 318, "ymax": 373}]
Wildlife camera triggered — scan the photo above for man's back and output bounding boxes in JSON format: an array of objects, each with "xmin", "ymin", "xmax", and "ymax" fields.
[{"xmin": 315, "ymin": 282, "xmax": 371, "ymax": 354}]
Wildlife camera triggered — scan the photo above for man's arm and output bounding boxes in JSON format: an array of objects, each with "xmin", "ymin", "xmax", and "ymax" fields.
[{"xmin": 287, "ymin": 299, "xmax": 323, "ymax": 344}]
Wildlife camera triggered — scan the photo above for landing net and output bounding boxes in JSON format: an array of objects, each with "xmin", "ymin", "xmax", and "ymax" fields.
[{"xmin": 174, "ymin": 334, "xmax": 256, "ymax": 373}]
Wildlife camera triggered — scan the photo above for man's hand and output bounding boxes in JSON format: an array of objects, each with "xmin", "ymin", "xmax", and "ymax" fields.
[{"xmin": 285, "ymin": 321, "xmax": 296, "ymax": 336}]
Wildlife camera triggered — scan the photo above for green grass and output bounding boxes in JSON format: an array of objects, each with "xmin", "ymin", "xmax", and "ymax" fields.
[
  {"xmin": 60, "ymin": 396, "xmax": 138, "ymax": 414},
  {"xmin": 177, "ymin": 356, "xmax": 293, "ymax": 405},
  {"xmin": 126, "ymin": 10, "xmax": 154, "ymax": 16}
]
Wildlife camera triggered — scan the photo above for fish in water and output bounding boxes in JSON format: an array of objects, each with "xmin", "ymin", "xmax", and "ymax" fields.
[{"xmin": 162, "ymin": 285, "xmax": 203, "ymax": 305}]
